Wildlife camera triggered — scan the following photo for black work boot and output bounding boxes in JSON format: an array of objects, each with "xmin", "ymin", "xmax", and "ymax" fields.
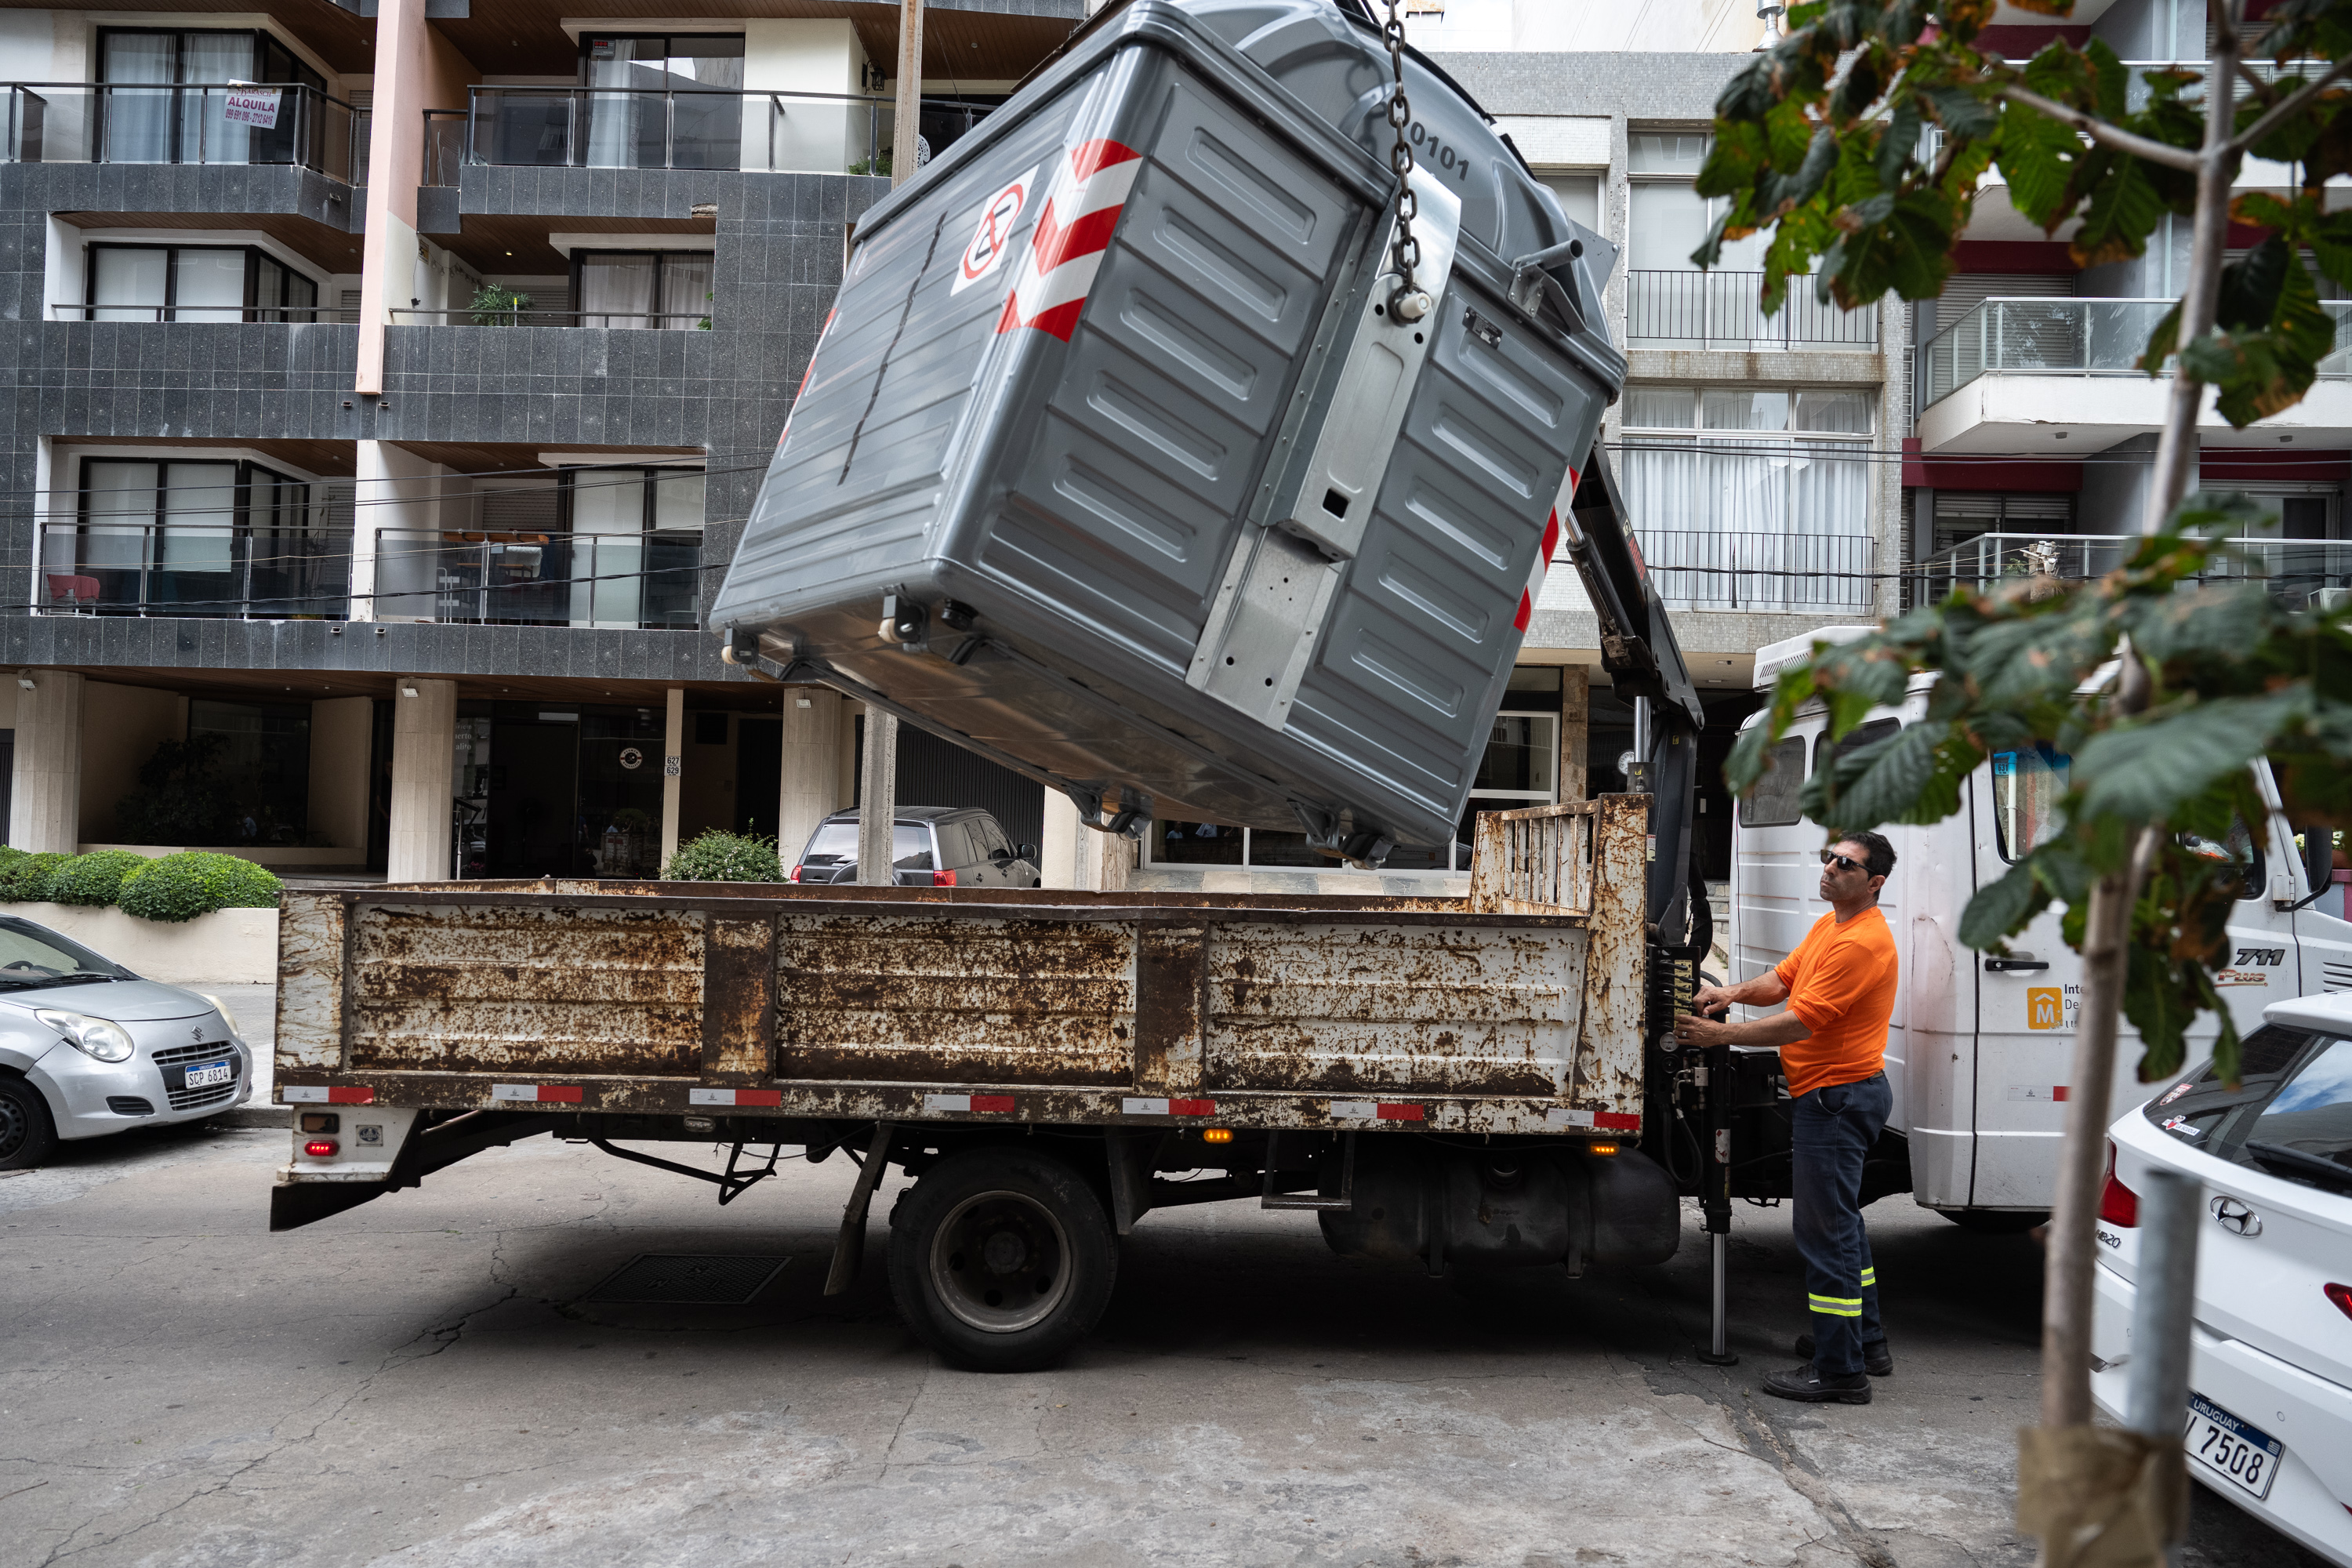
[
  {"xmin": 1796, "ymin": 1333, "xmax": 1893, "ymax": 1376},
  {"xmin": 1761, "ymin": 1363, "xmax": 1872, "ymax": 1404}
]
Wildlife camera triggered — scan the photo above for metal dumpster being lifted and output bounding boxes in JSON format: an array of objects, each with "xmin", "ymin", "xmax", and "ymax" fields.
[{"xmin": 709, "ymin": 0, "xmax": 1624, "ymax": 861}]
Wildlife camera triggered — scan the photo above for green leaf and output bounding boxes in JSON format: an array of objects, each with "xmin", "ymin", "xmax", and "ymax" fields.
[
  {"xmin": 1875, "ymin": 98, "xmax": 1922, "ymax": 190},
  {"xmin": 1959, "ymin": 856, "xmax": 2051, "ymax": 949},
  {"xmin": 2070, "ymin": 154, "xmax": 2165, "ymax": 268},
  {"xmin": 2137, "ymin": 299, "xmax": 2183, "ymax": 375},
  {"xmin": 2214, "ymin": 236, "xmax": 2292, "ymax": 332},
  {"xmin": 2073, "ymin": 688, "xmax": 2312, "ymax": 820},
  {"xmin": 1996, "ymin": 107, "xmax": 2085, "ymax": 230},
  {"xmin": 2124, "ymin": 942, "xmax": 2198, "ymax": 1078},
  {"xmin": 2084, "ymin": 37, "xmax": 2128, "ymax": 122},
  {"xmin": 1921, "ymin": 83, "xmax": 1998, "ymax": 140}
]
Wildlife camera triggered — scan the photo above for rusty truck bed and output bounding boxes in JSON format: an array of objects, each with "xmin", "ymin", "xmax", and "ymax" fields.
[{"xmin": 273, "ymin": 798, "xmax": 1648, "ymax": 1138}]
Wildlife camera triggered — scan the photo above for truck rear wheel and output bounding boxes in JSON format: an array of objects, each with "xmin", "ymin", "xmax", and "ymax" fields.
[{"xmin": 886, "ymin": 1146, "xmax": 1116, "ymax": 1372}]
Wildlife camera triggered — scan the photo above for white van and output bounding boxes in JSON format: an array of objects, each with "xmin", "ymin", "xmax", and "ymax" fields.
[{"xmin": 1730, "ymin": 629, "xmax": 2351, "ymax": 1226}]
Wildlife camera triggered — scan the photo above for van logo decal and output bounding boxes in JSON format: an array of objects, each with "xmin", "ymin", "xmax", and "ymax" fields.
[
  {"xmin": 953, "ymin": 165, "xmax": 1040, "ymax": 296},
  {"xmin": 996, "ymin": 139, "xmax": 1142, "ymax": 341},
  {"xmin": 2027, "ymin": 986, "xmax": 2065, "ymax": 1030}
]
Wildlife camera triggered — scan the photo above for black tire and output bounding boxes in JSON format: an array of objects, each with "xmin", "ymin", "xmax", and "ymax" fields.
[
  {"xmin": 1939, "ymin": 1207, "xmax": 2049, "ymax": 1235},
  {"xmin": 0, "ymin": 1076, "xmax": 59, "ymax": 1171},
  {"xmin": 886, "ymin": 1145, "xmax": 1116, "ymax": 1372}
]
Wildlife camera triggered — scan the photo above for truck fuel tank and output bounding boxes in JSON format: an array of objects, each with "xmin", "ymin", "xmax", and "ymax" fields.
[{"xmin": 1319, "ymin": 1138, "xmax": 1679, "ymax": 1273}]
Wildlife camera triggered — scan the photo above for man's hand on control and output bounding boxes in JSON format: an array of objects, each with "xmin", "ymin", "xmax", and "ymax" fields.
[
  {"xmin": 1690, "ymin": 984, "xmax": 1737, "ymax": 1017},
  {"xmin": 1674, "ymin": 1010, "xmax": 1731, "ymax": 1047}
]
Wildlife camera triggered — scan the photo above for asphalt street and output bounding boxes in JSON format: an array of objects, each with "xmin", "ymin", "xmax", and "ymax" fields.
[{"xmin": 1, "ymin": 1109, "xmax": 2332, "ymax": 1568}]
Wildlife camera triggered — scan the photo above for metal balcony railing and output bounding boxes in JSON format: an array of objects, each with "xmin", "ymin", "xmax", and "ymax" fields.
[
  {"xmin": 49, "ymin": 302, "xmax": 348, "ymax": 324},
  {"xmin": 2, "ymin": 82, "xmax": 365, "ymax": 181},
  {"xmin": 1635, "ymin": 528, "xmax": 1878, "ymax": 612},
  {"xmin": 1920, "ymin": 297, "xmax": 2352, "ymax": 408},
  {"xmin": 388, "ymin": 307, "xmax": 711, "ymax": 329},
  {"xmin": 38, "ymin": 523, "xmax": 351, "ymax": 619},
  {"xmin": 372, "ymin": 529, "xmax": 702, "ymax": 629},
  {"xmin": 1625, "ymin": 270, "xmax": 1879, "ymax": 351},
  {"xmin": 434, "ymin": 86, "xmax": 995, "ymax": 178},
  {"xmin": 1918, "ymin": 531, "xmax": 2352, "ymax": 608}
]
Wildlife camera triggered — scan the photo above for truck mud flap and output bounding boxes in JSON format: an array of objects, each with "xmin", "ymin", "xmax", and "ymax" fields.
[{"xmin": 269, "ymin": 1110, "xmax": 551, "ymax": 1232}]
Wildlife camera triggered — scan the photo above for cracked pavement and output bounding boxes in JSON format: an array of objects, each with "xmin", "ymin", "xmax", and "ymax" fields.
[{"xmin": 0, "ymin": 1121, "xmax": 2330, "ymax": 1568}]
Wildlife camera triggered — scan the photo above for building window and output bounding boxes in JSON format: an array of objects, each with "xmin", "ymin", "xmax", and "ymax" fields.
[
  {"xmin": 562, "ymin": 466, "xmax": 704, "ymax": 629},
  {"xmin": 96, "ymin": 29, "xmax": 327, "ymax": 166},
  {"xmin": 1538, "ymin": 172, "xmax": 1600, "ymax": 232},
  {"xmin": 1147, "ymin": 668, "xmax": 1563, "ymax": 875},
  {"xmin": 577, "ymin": 35, "xmax": 745, "ymax": 170},
  {"xmin": 1619, "ymin": 386, "xmax": 1877, "ymax": 610},
  {"xmin": 573, "ymin": 250, "xmax": 714, "ymax": 329},
  {"xmin": 82, "ymin": 243, "xmax": 319, "ymax": 322},
  {"xmin": 53, "ymin": 457, "xmax": 345, "ymax": 618}
]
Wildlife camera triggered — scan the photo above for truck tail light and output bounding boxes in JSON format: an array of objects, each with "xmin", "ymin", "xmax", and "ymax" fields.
[
  {"xmin": 2098, "ymin": 1143, "xmax": 2139, "ymax": 1227},
  {"xmin": 932, "ymin": 869, "xmax": 957, "ymax": 886},
  {"xmin": 2325, "ymin": 1283, "xmax": 2352, "ymax": 1323},
  {"xmin": 303, "ymin": 1138, "xmax": 339, "ymax": 1157}
]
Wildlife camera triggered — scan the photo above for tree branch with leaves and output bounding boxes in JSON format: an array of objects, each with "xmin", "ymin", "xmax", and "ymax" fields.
[{"xmin": 1701, "ymin": 0, "xmax": 2352, "ymax": 1555}]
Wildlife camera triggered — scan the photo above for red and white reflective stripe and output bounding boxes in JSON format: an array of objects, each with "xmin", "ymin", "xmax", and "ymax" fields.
[
  {"xmin": 492, "ymin": 1083, "xmax": 584, "ymax": 1104},
  {"xmin": 1329, "ymin": 1101, "xmax": 1425, "ymax": 1122},
  {"xmin": 689, "ymin": 1088, "xmax": 782, "ymax": 1108},
  {"xmin": 1546, "ymin": 1107, "xmax": 1643, "ymax": 1131},
  {"xmin": 1515, "ymin": 467, "xmax": 1578, "ymax": 634},
  {"xmin": 923, "ymin": 1094, "xmax": 1018, "ymax": 1114},
  {"xmin": 996, "ymin": 137, "xmax": 1142, "ymax": 342},
  {"xmin": 1121, "ymin": 1097, "xmax": 1216, "ymax": 1116},
  {"xmin": 280, "ymin": 1085, "xmax": 372, "ymax": 1105}
]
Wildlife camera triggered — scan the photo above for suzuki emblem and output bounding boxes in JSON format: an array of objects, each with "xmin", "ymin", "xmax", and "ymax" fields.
[
  {"xmin": 2209, "ymin": 1196, "xmax": 2262, "ymax": 1236},
  {"xmin": 190, "ymin": 1026, "xmax": 204, "ymax": 1040}
]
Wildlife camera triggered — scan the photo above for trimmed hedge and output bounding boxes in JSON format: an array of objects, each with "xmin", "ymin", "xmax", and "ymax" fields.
[
  {"xmin": 46, "ymin": 850, "xmax": 154, "ymax": 908},
  {"xmin": 661, "ymin": 830, "xmax": 785, "ymax": 883},
  {"xmin": 0, "ymin": 851, "xmax": 72, "ymax": 903},
  {"xmin": 114, "ymin": 852, "xmax": 283, "ymax": 924}
]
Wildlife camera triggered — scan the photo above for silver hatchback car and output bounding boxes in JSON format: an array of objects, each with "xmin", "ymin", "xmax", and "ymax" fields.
[{"xmin": 0, "ymin": 914, "xmax": 250, "ymax": 1169}]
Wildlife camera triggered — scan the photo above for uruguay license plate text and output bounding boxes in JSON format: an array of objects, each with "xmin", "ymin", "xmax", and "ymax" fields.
[
  {"xmin": 2185, "ymin": 1392, "xmax": 2283, "ymax": 1502},
  {"xmin": 183, "ymin": 1060, "xmax": 233, "ymax": 1089}
]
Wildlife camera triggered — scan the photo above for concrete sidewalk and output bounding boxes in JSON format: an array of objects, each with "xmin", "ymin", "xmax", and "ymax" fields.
[{"xmin": 208, "ymin": 983, "xmax": 283, "ymax": 1129}]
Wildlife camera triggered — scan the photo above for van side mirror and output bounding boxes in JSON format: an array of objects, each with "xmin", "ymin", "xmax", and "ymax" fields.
[{"xmin": 2304, "ymin": 828, "xmax": 2336, "ymax": 898}]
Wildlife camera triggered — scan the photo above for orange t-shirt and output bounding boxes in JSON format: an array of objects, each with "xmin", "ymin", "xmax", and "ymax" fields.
[{"xmin": 1773, "ymin": 906, "xmax": 1899, "ymax": 1097}]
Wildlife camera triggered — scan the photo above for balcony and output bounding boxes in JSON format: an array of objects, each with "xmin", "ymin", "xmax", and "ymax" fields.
[
  {"xmin": 1625, "ymin": 270, "xmax": 1879, "ymax": 352},
  {"xmin": 389, "ymin": 307, "xmax": 709, "ymax": 329},
  {"xmin": 39, "ymin": 524, "xmax": 350, "ymax": 619},
  {"xmin": 1918, "ymin": 531, "xmax": 2350, "ymax": 609},
  {"xmin": 428, "ymin": 87, "xmax": 994, "ymax": 178},
  {"xmin": 1635, "ymin": 528, "xmax": 1878, "ymax": 612},
  {"xmin": 3, "ymin": 83, "xmax": 366, "ymax": 183},
  {"xmin": 1916, "ymin": 297, "xmax": 2352, "ymax": 451},
  {"xmin": 372, "ymin": 530, "xmax": 702, "ymax": 630}
]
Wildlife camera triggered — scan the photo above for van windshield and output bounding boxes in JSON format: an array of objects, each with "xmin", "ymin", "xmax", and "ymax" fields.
[{"xmin": 1991, "ymin": 746, "xmax": 2068, "ymax": 862}]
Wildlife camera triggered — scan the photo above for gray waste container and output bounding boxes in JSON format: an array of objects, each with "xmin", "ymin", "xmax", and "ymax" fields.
[{"xmin": 710, "ymin": 0, "xmax": 1624, "ymax": 861}]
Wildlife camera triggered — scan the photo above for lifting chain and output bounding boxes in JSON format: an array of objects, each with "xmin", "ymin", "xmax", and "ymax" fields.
[{"xmin": 1380, "ymin": 0, "xmax": 1432, "ymax": 323}]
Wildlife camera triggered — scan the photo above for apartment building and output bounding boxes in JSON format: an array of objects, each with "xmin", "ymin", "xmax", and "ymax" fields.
[{"xmin": 0, "ymin": 0, "xmax": 1085, "ymax": 886}]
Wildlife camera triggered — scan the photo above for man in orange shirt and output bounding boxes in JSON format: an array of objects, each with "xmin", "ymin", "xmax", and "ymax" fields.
[{"xmin": 1676, "ymin": 830, "xmax": 1900, "ymax": 1405}]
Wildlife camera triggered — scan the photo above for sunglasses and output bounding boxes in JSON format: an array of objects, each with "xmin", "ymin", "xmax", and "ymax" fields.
[{"xmin": 1819, "ymin": 851, "xmax": 1867, "ymax": 873}]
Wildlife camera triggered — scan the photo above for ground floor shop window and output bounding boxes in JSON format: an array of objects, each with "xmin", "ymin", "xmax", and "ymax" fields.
[{"xmin": 448, "ymin": 702, "xmax": 666, "ymax": 879}]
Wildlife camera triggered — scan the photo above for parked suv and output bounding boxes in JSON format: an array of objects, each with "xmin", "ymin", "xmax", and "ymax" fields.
[
  {"xmin": 790, "ymin": 807, "xmax": 1040, "ymax": 889},
  {"xmin": 0, "ymin": 915, "xmax": 251, "ymax": 1170}
]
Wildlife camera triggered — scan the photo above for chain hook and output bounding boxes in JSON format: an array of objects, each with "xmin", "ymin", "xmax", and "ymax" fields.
[{"xmin": 1381, "ymin": 0, "xmax": 1432, "ymax": 323}]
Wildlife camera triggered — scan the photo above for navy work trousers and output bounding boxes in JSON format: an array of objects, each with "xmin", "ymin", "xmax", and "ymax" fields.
[{"xmin": 1791, "ymin": 1071, "xmax": 1891, "ymax": 1376}]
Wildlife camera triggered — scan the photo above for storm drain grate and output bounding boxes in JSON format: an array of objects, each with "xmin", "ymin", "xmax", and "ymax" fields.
[{"xmin": 582, "ymin": 1254, "xmax": 790, "ymax": 1305}]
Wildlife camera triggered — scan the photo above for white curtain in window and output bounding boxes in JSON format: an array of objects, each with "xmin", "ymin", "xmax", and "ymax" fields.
[
  {"xmin": 650, "ymin": 469, "xmax": 703, "ymax": 531},
  {"xmin": 658, "ymin": 254, "xmax": 712, "ymax": 327},
  {"xmin": 92, "ymin": 249, "xmax": 168, "ymax": 321},
  {"xmin": 161, "ymin": 462, "xmax": 236, "ymax": 574},
  {"xmin": 180, "ymin": 33, "xmax": 252, "ymax": 163},
  {"xmin": 83, "ymin": 460, "xmax": 156, "ymax": 570},
  {"xmin": 569, "ymin": 470, "xmax": 644, "ymax": 627},
  {"xmin": 100, "ymin": 34, "xmax": 176, "ymax": 163},
  {"xmin": 579, "ymin": 254, "xmax": 655, "ymax": 328},
  {"xmin": 171, "ymin": 249, "xmax": 246, "ymax": 321}
]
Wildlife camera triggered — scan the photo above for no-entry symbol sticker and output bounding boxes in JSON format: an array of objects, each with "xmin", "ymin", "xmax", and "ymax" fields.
[{"xmin": 952, "ymin": 166, "xmax": 1039, "ymax": 294}]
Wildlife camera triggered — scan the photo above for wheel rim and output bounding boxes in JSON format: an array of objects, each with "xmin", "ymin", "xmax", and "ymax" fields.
[
  {"xmin": 927, "ymin": 1187, "xmax": 1073, "ymax": 1334},
  {"xmin": 0, "ymin": 1091, "xmax": 26, "ymax": 1162}
]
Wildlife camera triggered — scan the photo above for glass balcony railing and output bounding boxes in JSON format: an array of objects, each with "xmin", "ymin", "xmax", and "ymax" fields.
[
  {"xmin": 388, "ymin": 307, "xmax": 710, "ymax": 329},
  {"xmin": 1634, "ymin": 528, "xmax": 1878, "ymax": 612},
  {"xmin": 435, "ymin": 86, "xmax": 994, "ymax": 178},
  {"xmin": 3, "ymin": 82, "xmax": 365, "ymax": 181},
  {"xmin": 49, "ymin": 303, "xmax": 348, "ymax": 324},
  {"xmin": 1625, "ymin": 270, "xmax": 1879, "ymax": 351},
  {"xmin": 39, "ymin": 523, "xmax": 351, "ymax": 618},
  {"xmin": 1918, "ymin": 531, "xmax": 2351, "ymax": 609},
  {"xmin": 1921, "ymin": 297, "xmax": 2352, "ymax": 408},
  {"xmin": 372, "ymin": 529, "xmax": 702, "ymax": 629}
]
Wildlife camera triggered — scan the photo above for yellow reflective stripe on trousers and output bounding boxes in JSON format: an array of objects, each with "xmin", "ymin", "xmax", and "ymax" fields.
[
  {"xmin": 1860, "ymin": 1268, "xmax": 1877, "ymax": 1288},
  {"xmin": 1808, "ymin": 1294, "xmax": 1864, "ymax": 1317}
]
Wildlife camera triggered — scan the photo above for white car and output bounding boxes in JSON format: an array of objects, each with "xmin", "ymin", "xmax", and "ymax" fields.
[{"xmin": 2092, "ymin": 993, "xmax": 2352, "ymax": 1566}]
